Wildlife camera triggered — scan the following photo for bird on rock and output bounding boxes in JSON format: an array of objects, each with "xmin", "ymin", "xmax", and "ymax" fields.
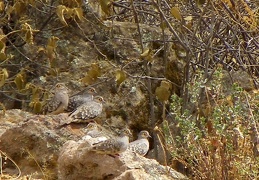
[
  {"xmin": 66, "ymin": 87, "xmax": 97, "ymax": 112},
  {"xmin": 82, "ymin": 122, "xmax": 109, "ymax": 144},
  {"xmin": 128, "ymin": 130, "xmax": 151, "ymax": 156},
  {"xmin": 69, "ymin": 96, "xmax": 105, "ymax": 121},
  {"xmin": 43, "ymin": 83, "xmax": 69, "ymax": 115},
  {"xmin": 91, "ymin": 128, "xmax": 132, "ymax": 155}
]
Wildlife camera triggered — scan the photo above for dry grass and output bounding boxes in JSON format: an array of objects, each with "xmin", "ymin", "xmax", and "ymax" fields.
[{"xmin": 162, "ymin": 69, "xmax": 259, "ymax": 179}]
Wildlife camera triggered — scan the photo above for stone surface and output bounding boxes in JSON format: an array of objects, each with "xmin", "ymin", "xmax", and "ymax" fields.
[
  {"xmin": 0, "ymin": 110, "xmax": 84, "ymax": 179},
  {"xmin": 0, "ymin": 109, "xmax": 188, "ymax": 180},
  {"xmin": 58, "ymin": 138, "xmax": 188, "ymax": 180}
]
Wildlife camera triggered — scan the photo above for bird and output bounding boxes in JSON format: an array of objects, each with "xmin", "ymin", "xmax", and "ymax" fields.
[
  {"xmin": 91, "ymin": 128, "xmax": 132, "ymax": 155},
  {"xmin": 66, "ymin": 87, "xmax": 97, "ymax": 112},
  {"xmin": 43, "ymin": 83, "xmax": 69, "ymax": 115},
  {"xmin": 69, "ymin": 96, "xmax": 105, "ymax": 121},
  {"xmin": 81, "ymin": 122, "xmax": 109, "ymax": 144},
  {"xmin": 128, "ymin": 130, "xmax": 151, "ymax": 156}
]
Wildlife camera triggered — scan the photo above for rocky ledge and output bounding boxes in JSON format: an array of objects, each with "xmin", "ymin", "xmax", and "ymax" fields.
[{"xmin": 0, "ymin": 109, "xmax": 187, "ymax": 180}]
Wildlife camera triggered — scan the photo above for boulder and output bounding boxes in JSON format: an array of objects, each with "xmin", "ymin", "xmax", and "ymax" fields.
[
  {"xmin": 0, "ymin": 109, "xmax": 188, "ymax": 179},
  {"xmin": 58, "ymin": 138, "xmax": 188, "ymax": 180},
  {"xmin": 0, "ymin": 109, "xmax": 83, "ymax": 179}
]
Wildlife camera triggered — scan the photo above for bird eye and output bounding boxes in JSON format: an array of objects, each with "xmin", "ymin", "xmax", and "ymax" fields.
[
  {"xmin": 125, "ymin": 129, "xmax": 131, "ymax": 135},
  {"xmin": 87, "ymin": 124, "xmax": 94, "ymax": 128}
]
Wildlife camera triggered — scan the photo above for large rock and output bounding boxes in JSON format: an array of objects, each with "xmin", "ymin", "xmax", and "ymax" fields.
[
  {"xmin": 0, "ymin": 109, "xmax": 83, "ymax": 179},
  {"xmin": 0, "ymin": 109, "xmax": 188, "ymax": 179},
  {"xmin": 58, "ymin": 138, "xmax": 188, "ymax": 180}
]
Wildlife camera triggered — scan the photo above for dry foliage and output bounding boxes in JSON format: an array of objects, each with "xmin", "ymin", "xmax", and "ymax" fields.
[{"xmin": 165, "ymin": 78, "xmax": 259, "ymax": 179}]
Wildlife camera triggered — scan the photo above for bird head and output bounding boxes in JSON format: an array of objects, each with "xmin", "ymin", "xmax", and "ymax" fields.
[
  {"xmin": 120, "ymin": 128, "xmax": 132, "ymax": 137},
  {"xmin": 87, "ymin": 87, "xmax": 97, "ymax": 95},
  {"xmin": 86, "ymin": 122, "xmax": 98, "ymax": 130},
  {"xmin": 94, "ymin": 96, "xmax": 105, "ymax": 103},
  {"xmin": 139, "ymin": 130, "xmax": 151, "ymax": 139},
  {"xmin": 55, "ymin": 83, "xmax": 68, "ymax": 93}
]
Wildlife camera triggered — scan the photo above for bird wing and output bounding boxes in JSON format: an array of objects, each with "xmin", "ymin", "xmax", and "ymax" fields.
[
  {"xmin": 43, "ymin": 97, "xmax": 61, "ymax": 114},
  {"xmin": 128, "ymin": 140, "xmax": 149, "ymax": 156},
  {"xmin": 67, "ymin": 95, "xmax": 92, "ymax": 111},
  {"xmin": 70, "ymin": 102, "xmax": 102, "ymax": 119},
  {"xmin": 92, "ymin": 138, "xmax": 117, "ymax": 152}
]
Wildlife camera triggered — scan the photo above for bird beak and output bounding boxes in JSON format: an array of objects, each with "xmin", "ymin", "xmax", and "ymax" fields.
[
  {"xmin": 127, "ymin": 130, "xmax": 132, "ymax": 136},
  {"xmin": 129, "ymin": 131, "xmax": 133, "ymax": 136}
]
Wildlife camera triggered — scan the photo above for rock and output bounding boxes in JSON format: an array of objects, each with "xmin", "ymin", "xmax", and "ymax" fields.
[
  {"xmin": 114, "ymin": 169, "xmax": 151, "ymax": 180},
  {"xmin": 223, "ymin": 69, "xmax": 255, "ymax": 92},
  {"xmin": 0, "ymin": 109, "xmax": 29, "ymax": 136},
  {"xmin": 0, "ymin": 109, "xmax": 187, "ymax": 179},
  {"xmin": 0, "ymin": 109, "xmax": 84, "ymax": 179},
  {"xmin": 58, "ymin": 138, "xmax": 188, "ymax": 180}
]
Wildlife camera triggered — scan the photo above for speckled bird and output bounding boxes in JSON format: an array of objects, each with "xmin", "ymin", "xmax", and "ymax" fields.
[
  {"xmin": 91, "ymin": 128, "xmax": 132, "ymax": 155},
  {"xmin": 43, "ymin": 83, "xmax": 69, "ymax": 115},
  {"xmin": 69, "ymin": 96, "xmax": 105, "ymax": 121},
  {"xmin": 128, "ymin": 130, "xmax": 151, "ymax": 156},
  {"xmin": 82, "ymin": 122, "xmax": 110, "ymax": 145},
  {"xmin": 66, "ymin": 87, "xmax": 97, "ymax": 112}
]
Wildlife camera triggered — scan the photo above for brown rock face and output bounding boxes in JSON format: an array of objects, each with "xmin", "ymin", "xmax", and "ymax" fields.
[
  {"xmin": 0, "ymin": 110, "xmax": 82, "ymax": 179},
  {"xmin": 0, "ymin": 109, "xmax": 188, "ymax": 180},
  {"xmin": 58, "ymin": 139, "xmax": 188, "ymax": 180}
]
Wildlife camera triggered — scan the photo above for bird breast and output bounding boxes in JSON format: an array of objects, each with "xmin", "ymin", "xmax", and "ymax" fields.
[
  {"xmin": 117, "ymin": 136, "xmax": 129, "ymax": 152},
  {"xmin": 56, "ymin": 91, "xmax": 69, "ymax": 105}
]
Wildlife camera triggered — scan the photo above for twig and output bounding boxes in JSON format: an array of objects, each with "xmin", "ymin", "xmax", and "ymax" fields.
[
  {"xmin": 26, "ymin": 149, "xmax": 47, "ymax": 179},
  {"xmin": 131, "ymin": 0, "xmax": 144, "ymax": 51},
  {"xmin": 0, "ymin": 150, "xmax": 21, "ymax": 179},
  {"xmin": 154, "ymin": 126, "xmax": 170, "ymax": 174},
  {"xmin": 125, "ymin": 72, "xmax": 180, "ymax": 87},
  {"xmin": 75, "ymin": 21, "xmax": 117, "ymax": 68},
  {"xmin": 151, "ymin": 0, "xmax": 189, "ymax": 51},
  {"xmin": 0, "ymin": 102, "xmax": 6, "ymax": 116}
]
